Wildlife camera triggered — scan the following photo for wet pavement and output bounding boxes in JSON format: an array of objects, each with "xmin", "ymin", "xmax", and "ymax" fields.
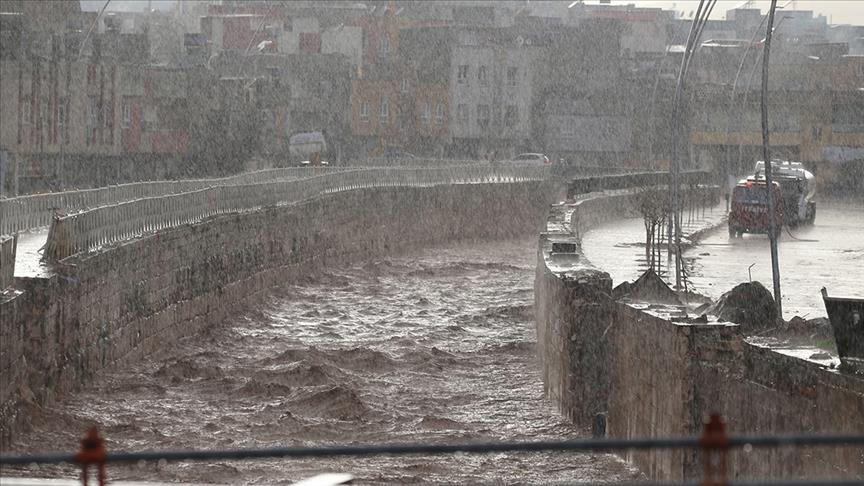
[
  {"xmin": 13, "ymin": 229, "xmax": 52, "ymax": 279},
  {"xmin": 4, "ymin": 238, "xmax": 641, "ymax": 485},
  {"xmin": 581, "ymin": 201, "xmax": 864, "ymax": 320},
  {"xmin": 683, "ymin": 201, "xmax": 864, "ymax": 320},
  {"xmin": 580, "ymin": 203, "xmax": 728, "ymax": 288}
]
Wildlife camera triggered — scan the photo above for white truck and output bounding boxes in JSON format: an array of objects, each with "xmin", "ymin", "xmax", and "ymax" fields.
[
  {"xmin": 753, "ymin": 160, "xmax": 816, "ymax": 227},
  {"xmin": 288, "ymin": 131, "xmax": 327, "ymax": 166}
]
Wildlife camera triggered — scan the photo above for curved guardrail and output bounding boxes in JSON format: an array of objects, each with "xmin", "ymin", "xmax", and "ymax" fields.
[
  {"xmin": 43, "ymin": 165, "xmax": 550, "ymax": 261},
  {"xmin": 0, "ymin": 166, "xmax": 352, "ymax": 237}
]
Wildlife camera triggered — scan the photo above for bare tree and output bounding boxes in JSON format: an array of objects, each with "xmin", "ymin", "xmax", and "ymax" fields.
[{"xmin": 637, "ymin": 187, "xmax": 668, "ymax": 273}]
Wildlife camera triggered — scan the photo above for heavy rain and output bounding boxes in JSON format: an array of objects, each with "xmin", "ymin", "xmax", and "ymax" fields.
[{"xmin": 1, "ymin": 1, "xmax": 862, "ymax": 485}]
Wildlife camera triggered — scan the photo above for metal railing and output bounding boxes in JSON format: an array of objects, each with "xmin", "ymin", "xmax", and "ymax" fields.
[
  {"xmin": 350, "ymin": 157, "xmax": 480, "ymax": 167},
  {"xmin": 42, "ymin": 165, "xmax": 549, "ymax": 260},
  {"xmin": 0, "ymin": 166, "xmax": 353, "ymax": 237},
  {"xmin": 1, "ymin": 415, "xmax": 861, "ymax": 486}
]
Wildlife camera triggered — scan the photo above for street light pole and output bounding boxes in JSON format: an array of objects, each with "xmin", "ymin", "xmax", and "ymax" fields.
[{"xmin": 761, "ymin": 0, "xmax": 783, "ymax": 319}]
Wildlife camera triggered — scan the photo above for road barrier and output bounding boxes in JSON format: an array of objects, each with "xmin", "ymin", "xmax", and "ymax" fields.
[
  {"xmin": 0, "ymin": 159, "xmax": 640, "ymax": 237},
  {"xmin": 0, "ymin": 166, "xmax": 353, "ymax": 237},
  {"xmin": 42, "ymin": 165, "xmax": 549, "ymax": 261},
  {"xmin": 566, "ymin": 170, "xmax": 712, "ymax": 199}
]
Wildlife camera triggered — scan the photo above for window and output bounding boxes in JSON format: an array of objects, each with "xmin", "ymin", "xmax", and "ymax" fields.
[
  {"xmin": 421, "ymin": 102, "xmax": 430, "ymax": 124},
  {"xmin": 299, "ymin": 33, "xmax": 321, "ymax": 53},
  {"xmin": 102, "ymin": 101, "xmax": 113, "ymax": 143},
  {"xmin": 505, "ymin": 105, "xmax": 518, "ymax": 128},
  {"xmin": 507, "ymin": 67, "xmax": 518, "ymax": 86},
  {"xmin": 435, "ymin": 103, "xmax": 444, "ymax": 125},
  {"xmin": 21, "ymin": 96, "xmax": 32, "ymax": 126},
  {"xmin": 360, "ymin": 101, "xmax": 369, "ymax": 121},
  {"xmin": 457, "ymin": 65, "xmax": 469, "ymax": 84},
  {"xmin": 401, "ymin": 78, "xmax": 410, "ymax": 94},
  {"xmin": 811, "ymin": 125, "xmax": 822, "ymax": 141},
  {"xmin": 379, "ymin": 35, "xmax": 390, "ymax": 56},
  {"xmin": 457, "ymin": 104, "xmax": 468, "ymax": 123},
  {"xmin": 122, "ymin": 99, "xmax": 131, "ymax": 128},
  {"xmin": 58, "ymin": 97, "xmax": 68, "ymax": 140},
  {"xmin": 477, "ymin": 104, "xmax": 490, "ymax": 128},
  {"xmin": 478, "ymin": 65, "xmax": 487, "ymax": 85},
  {"xmin": 380, "ymin": 99, "xmax": 389, "ymax": 122},
  {"xmin": 87, "ymin": 96, "xmax": 98, "ymax": 143},
  {"xmin": 40, "ymin": 101, "xmax": 48, "ymax": 140}
]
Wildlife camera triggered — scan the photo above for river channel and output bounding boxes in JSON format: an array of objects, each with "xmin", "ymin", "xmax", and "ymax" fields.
[{"xmin": 5, "ymin": 238, "xmax": 640, "ymax": 485}]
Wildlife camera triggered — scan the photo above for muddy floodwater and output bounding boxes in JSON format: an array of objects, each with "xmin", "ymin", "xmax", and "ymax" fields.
[{"xmin": 5, "ymin": 239, "xmax": 639, "ymax": 485}]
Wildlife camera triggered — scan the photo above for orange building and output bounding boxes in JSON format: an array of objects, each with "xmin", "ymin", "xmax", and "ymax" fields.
[{"xmin": 348, "ymin": 8, "xmax": 450, "ymax": 158}]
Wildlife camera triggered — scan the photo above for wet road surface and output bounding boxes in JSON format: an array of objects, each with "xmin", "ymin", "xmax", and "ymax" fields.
[
  {"xmin": 581, "ymin": 201, "xmax": 863, "ymax": 320},
  {"xmin": 5, "ymin": 239, "xmax": 639, "ymax": 485},
  {"xmin": 12, "ymin": 229, "xmax": 51, "ymax": 279},
  {"xmin": 683, "ymin": 201, "xmax": 864, "ymax": 320}
]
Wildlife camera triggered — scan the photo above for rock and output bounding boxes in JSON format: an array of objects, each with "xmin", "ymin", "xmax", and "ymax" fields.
[
  {"xmin": 805, "ymin": 317, "xmax": 833, "ymax": 339},
  {"xmin": 706, "ymin": 281, "xmax": 778, "ymax": 331},
  {"xmin": 785, "ymin": 316, "xmax": 833, "ymax": 339},
  {"xmin": 787, "ymin": 316, "xmax": 808, "ymax": 331},
  {"xmin": 614, "ymin": 269, "xmax": 682, "ymax": 305}
]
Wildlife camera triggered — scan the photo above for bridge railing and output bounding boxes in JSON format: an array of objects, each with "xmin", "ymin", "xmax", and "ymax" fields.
[
  {"xmin": 44, "ymin": 165, "xmax": 549, "ymax": 260},
  {"xmin": 350, "ymin": 157, "xmax": 480, "ymax": 167},
  {"xmin": 0, "ymin": 166, "xmax": 354, "ymax": 237}
]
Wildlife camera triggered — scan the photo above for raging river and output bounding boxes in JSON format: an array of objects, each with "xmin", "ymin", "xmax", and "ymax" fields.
[{"xmin": 4, "ymin": 239, "xmax": 640, "ymax": 485}]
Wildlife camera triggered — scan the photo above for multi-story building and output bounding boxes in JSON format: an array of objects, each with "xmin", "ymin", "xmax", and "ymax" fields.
[
  {"xmin": 534, "ymin": 7, "xmax": 677, "ymax": 169},
  {"xmin": 0, "ymin": 0, "xmax": 219, "ymax": 191},
  {"xmin": 347, "ymin": 9, "xmax": 453, "ymax": 158},
  {"xmin": 448, "ymin": 26, "xmax": 540, "ymax": 159},
  {"xmin": 687, "ymin": 35, "xmax": 864, "ymax": 193},
  {"xmin": 0, "ymin": 1, "xmax": 129, "ymax": 191}
]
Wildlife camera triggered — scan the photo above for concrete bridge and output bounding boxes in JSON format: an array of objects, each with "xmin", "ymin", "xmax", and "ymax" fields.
[{"xmin": 1, "ymin": 164, "xmax": 861, "ymax": 483}]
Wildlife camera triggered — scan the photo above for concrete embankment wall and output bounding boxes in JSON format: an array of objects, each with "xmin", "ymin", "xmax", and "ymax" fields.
[
  {"xmin": 0, "ymin": 181, "xmax": 554, "ymax": 445},
  {"xmin": 535, "ymin": 184, "xmax": 864, "ymax": 481}
]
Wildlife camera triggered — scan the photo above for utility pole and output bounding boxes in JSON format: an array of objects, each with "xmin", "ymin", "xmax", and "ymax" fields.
[
  {"xmin": 669, "ymin": 0, "xmax": 708, "ymax": 290},
  {"xmin": 761, "ymin": 0, "xmax": 783, "ymax": 319}
]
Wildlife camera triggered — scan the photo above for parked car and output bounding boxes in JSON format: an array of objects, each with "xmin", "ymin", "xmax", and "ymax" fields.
[
  {"xmin": 504, "ymin": 153, "xmax": 550, "ymax": 166},
  {"xmin": 299, "ymin": 159, "xmax": 329, "ymax": 167}
]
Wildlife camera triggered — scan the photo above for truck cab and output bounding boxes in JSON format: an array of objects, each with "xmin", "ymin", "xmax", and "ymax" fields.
[{"xmin": 728, "ymin": 178, "xmax": 784, "ymax": 237}]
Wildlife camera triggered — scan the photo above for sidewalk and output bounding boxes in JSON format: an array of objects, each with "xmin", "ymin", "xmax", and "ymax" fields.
[
  {"xmin": 580, "ymin": 203, "xmax": 727, "ymax": 287},
  {"xmin": 13, "ymin": 228, "xmax": 52, "ymax": 279}
]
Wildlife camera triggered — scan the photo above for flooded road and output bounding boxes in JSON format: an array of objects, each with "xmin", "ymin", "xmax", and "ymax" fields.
[
  {"xmin": 5, "ymin": 239, "xmax": 639, "ymax": 485},
  {"xmin": 581, "ymin": 201, "xmax": 863, "ymax": 320},
  {"xmin": 683, "ymin": 201, "xmax": 864, "ymax": 320}
]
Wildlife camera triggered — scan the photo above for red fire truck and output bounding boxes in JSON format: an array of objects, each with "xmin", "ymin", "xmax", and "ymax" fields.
[
  {"xmin": 728, "ymin": 179, "xmax": 784, "ymax": 237},
  {"xmin": 728, "ymin": 160, "xmax": 816, "ymax": 238}
]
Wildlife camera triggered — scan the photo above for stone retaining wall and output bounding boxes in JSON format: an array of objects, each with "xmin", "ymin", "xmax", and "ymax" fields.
[
  {"xmin": 0, "ymin": 235, "xmax": 14, "ymax": 291},
  {"xmin": 535, "ymin": 185, "xmax": 864, "ymax": 481},
  {"xmin": 1, "ymin": 181, "xmax": 554, "ymax": 445}
]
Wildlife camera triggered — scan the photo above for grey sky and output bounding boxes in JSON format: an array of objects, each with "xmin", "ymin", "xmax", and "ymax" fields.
[
  {"xmin": 80, "ymin": 0, "xmax": 864, "ymax": 26},
  {"xmin": 605, "ymin": 1, "xmax": 863, "ymax": 25}
]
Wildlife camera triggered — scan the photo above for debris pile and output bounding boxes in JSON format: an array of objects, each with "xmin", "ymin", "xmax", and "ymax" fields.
[{"xmin": 706, "ymin": 281, "xmax": 778, "ymax": 331}]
